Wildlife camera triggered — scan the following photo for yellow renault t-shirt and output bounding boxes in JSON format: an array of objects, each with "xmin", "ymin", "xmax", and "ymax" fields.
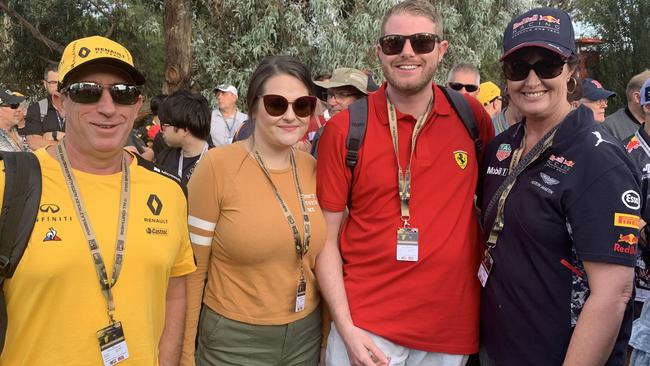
[{"xmin": 0, "ymin": 149, "xmax": 196, "ymax": 366}]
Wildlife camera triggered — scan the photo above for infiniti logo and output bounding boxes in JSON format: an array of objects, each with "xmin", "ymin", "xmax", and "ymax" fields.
[{"xmin": 39, "ymin": 204, "xmax": 60, "ymax": 213}]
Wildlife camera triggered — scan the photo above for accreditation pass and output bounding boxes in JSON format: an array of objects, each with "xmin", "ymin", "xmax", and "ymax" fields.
[
  {"xmin": 396, "ymin": 227, "xmax": 419, "ymax": 261},
  {"xmin": 97, "ymin": 321, "xmax": 129, "ymax": 366}
]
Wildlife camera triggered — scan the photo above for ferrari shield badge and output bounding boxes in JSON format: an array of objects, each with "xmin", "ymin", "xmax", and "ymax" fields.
[{"xmin": 454, "ymin": 150, "xmax": 468, "ymax": 170}]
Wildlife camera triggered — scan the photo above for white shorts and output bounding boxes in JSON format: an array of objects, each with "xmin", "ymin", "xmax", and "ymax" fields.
[{"xmin": 326, "ymin": 322, "xmax": 469, "ymax": 366}]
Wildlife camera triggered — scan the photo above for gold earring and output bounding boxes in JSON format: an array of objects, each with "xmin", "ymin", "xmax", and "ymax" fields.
[{"xmin": 567, "ymin": 77, "xmax": 577, "ymax": 94}]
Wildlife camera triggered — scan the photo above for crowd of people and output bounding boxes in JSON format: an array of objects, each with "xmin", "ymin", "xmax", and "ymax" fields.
[{"xmin": 1, "ymin": 0, "xmax": 649, "ymax": 365}]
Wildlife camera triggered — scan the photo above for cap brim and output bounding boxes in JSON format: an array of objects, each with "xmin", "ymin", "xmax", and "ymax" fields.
[
  {"xmin": 61, "ymin": 57, "xmax": 145, "ymax": 86},
  {"xmin": 6, "ymin": 95, "xmax": 26, "ymax": 104},
  {"xmin": 313, "ymin": 80, "xmax": 368, "ymax": 94},
  {"xmin": 500, "ymin": 41, "xmax": 573, "ymax": 61},
  {"xmin": 585, "ymin": 89, "xmax": 616, "ymax": 100}
]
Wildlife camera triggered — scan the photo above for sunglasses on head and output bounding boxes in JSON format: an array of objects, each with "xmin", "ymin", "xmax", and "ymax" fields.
[
  {"xmin": 503, "ymin": 58, "xmax": 566, "ymax": 81},
  {"xmin": 60, "ymin": 82, "xmax": 141, "ymax": 105},
  {"xmin": 448, "ymin": 82, "xmax": 479, "ymax": 93},
  {"xmin": 262, "ymin": 94, "xmax": 317, "ymax": 118},
  {"xmin": 379, "ymin": 33, "xmax": 440, "ymax": 56}
]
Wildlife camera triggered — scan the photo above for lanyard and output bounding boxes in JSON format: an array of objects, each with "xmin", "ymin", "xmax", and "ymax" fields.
[
  {"xmin": 485, "ymin": 124, "xmax": 560, "ymax": 249},
  {"xmin": 224, "ymin": 110, "xmax": 237, "ymax": 138},
  {"xmin": 56, "ymin": 142, "xmax": 130, "ymax": 323},
  {"xmin": 386, "ymin": 96, "xmax": 433, "ymax": 226},
  {"xmin": 178, "ymin": 142, "xmax": 209, "ymax": 178},
  {"xmin": 253, "ymin": 149, "xmax": 311, "ymax": 264}
]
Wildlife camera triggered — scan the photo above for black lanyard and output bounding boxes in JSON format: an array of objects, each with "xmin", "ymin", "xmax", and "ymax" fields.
[
  {"xmin": 56, "ymin": 142, "xmax": 130, "ymax": 323},
  {"xmin": 386, "ymin": 96, "xmax": 433, "ymax": 227}
]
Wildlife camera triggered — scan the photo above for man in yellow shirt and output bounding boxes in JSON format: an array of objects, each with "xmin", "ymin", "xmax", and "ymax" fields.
[{"xmin": 0, "ymin": 36, "xmax": 196, "ymax": 366}]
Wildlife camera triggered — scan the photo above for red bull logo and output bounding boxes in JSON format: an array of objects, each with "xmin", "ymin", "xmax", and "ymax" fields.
[
  {"xmin": 618, "ymin": 233, "xmax": 638, "ymax": 245},
  {"xmin": 613, "ymin": 233, "xmax": 638, "ymax": 255},
  {"xmin": 626, "ymin": 137, "xmax": 641, "ymax": 153},
  {"xmin": 548, "ymin": 155, "xmax": 574, "ymax": 167},
  {"xmin": 539, "ymin": 15, "xmax": 561, "ymax": 24}
]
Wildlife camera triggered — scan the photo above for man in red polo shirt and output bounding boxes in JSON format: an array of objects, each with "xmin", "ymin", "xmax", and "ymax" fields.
[{"xmin": 315, "ymin": 1, "xmax": 494, "ymax": 365}]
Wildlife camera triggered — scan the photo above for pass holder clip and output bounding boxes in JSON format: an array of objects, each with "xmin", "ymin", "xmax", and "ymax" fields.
[
  {"xmin": 478, "ymin": 250, "xmax": 494, "ymax": 287},
  {"xmin": 97, "ymin": 321, "xmax": 129, "ymax": 366},
  {"xmin": 294, "ymin": 277, "xmax": 307, "ymax": 313},
  {"xmin": 396, "ymin": 222, "xmax": 419, "ymax": 262}
]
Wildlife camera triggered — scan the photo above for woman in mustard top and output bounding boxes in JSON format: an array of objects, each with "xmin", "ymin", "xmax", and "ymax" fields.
[{"xmin": 181, "ymin": 56, "xmax": 326, "ymax": 366}]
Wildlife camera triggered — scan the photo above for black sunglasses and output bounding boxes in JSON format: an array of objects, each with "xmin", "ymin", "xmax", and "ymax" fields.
[
  {"xmin": 60, "ymin": 82, "xmax": 141, "ymax": 105},
  {"xmin": 262, "ymin": 94, "xmax": 317, "ymax": 118},
  {"xmin": 1, "ymin": 104, "xmax": 19, "ymax": 109},
  {"xmin": 503, "ymin": 58, "xmax": 566, "ymax": 81},
  {"xmin": 448, "ymin": 82, "xmax": 479, "ymax": 93},
  {"xmin": 379, "ymin": 33, "xmax": 440, "ymax": 55}
]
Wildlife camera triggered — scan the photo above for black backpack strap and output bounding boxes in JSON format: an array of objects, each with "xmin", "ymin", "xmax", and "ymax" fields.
[
  {"xmin": 439, "ymin": 86, "xmax": 483, "ymax": 157},
  {"xmin": 345, "ymin": 97, "xmax": 369, "ymax": 169},
  {"xmin": 0, "ymin": 152, "xmax": 42, "ymax": 281}
]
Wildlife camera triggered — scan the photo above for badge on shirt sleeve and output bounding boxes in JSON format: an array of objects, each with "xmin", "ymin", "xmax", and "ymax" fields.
[
  {"xmin": 396, "ymin": 227, "xmax": 419, "ymax": 261},
  {"xmin": 97, "ymin": 321, "xmax": 129, "ymax": 366}
]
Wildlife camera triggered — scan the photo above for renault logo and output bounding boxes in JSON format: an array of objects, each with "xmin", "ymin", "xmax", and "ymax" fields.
[
  {"xmin": 39, "ymin": 204, "xmax": 60, "ymax": 213},
  {"xmin": 78, "ymin": 47, "xmax": 90, "ymax": 58},
  {"xmin": 147, "ymin": 194, "xmax": 163, "ymax": 216}
]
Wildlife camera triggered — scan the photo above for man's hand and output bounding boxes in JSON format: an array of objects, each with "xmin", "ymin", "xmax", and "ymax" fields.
[{"xmin": 340, "ymin": 325, "xmax": 390, "ymax": 366}]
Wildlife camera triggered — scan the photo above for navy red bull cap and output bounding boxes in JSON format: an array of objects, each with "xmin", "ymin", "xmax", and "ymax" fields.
[{"xmin": 501, "ymin": 8, "xmax": 575, "ymax": 61}]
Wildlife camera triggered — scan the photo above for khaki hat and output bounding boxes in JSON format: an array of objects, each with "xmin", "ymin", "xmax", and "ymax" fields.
[
  {"xmin": 314, "ymin": 68, "xmax": 369, "ymax": 95},
  {"xmin": 58, "ymin": 35, "xmax": 145, "ymax": 86},
  {"xmin": 477, "ymin": 82, "xmax": 501, "ymax": 105}
]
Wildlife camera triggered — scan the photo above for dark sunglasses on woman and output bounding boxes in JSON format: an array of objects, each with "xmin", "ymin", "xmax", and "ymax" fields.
[
  {"xmin": 1, "ymin": 104, "xmax": 19, "ymax": 109},
  {"xmin": 448, "ymin": 82, "xmax": 479, "ymax": 93},
  {"xmin": 378, "ymin": 33, "xmax": 440, "ymax": 55},
  {"xmin": 60, "ymin": 82, "xmax": 141, "ymax": 105},
  {"xmin": 262, "ymin": 94, "xmax": 317, "ymax": 118},
  {"xmin": 503, "ymin": 58, "xmax": 566, "ymax": 81}
]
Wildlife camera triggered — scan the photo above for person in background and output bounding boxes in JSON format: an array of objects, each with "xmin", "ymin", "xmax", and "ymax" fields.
[
  {"xmin": 447, "ymin": 62, "xmax": 481, "ymax": 98},
  {"xmin": 0, "ymin": 87, "xmax": 30, "ymax": 152},
  {"xmin": 476, "ymin": 81, "xmax": 503, "ymax": 119},
  {"xmin": 480, "ymin": 8, "xmax": 638, "ymax": 365},
  {"xmin": 576, "ymin": 78, "xmax": 616, "ymax": 123},
  {"xmin": 156, "ymin": 90, "xmax": 212, "ymax": 185},
  {"xmin": 314, "ymin": 68, "xmax": 370, "ymax": 117},
  {"xmin": 209, "ymin": 84, "xmax": 248, "ymax": 147},
  {"xmin": 604, "ymin": 70, "xmax": 650, "ymax": 141},
  {"xmin": 23, "ymin": 62, "xmax": 65, "ymax": 150},
  {"xmin": 182, "ymin": 55, "xmax": 326, "ymax": 365}
]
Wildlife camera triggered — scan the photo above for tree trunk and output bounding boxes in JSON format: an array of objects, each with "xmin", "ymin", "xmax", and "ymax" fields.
[{"xmin": 163, "ymin": 0, "xmax": 192, "ymax": 93}]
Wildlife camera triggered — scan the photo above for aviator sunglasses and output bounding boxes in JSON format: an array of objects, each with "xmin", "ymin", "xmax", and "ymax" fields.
[
  {"xmin": 60, "ymin": 82, "xmax": 141, "ymax": 105},
  {"xmin": 379, "ymin": 33, "xmax": 440, "ymax": 55},
  {"xmin": 448, "ymin": 82, "xmax": 479, "ymax": 93},
  {"xmin": 262, "ymin": 94, "xmax": 317, "ymax": 118},
  {"xmin": 503, "ymin": 58, "xmax": 566, "ymax": 81}
]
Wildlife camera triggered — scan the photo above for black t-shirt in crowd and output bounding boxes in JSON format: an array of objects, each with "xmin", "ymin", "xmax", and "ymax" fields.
[
  {"xmin": 23, "ymin": 96, "xmax": 64, "ymax": 136},
  {"xmin": 480, "ymin": 106, "xmax": 639, "ymax": 366},
  {"xmin": 156, "ymin": 148, "xmax": 204, "ymax": 186}
]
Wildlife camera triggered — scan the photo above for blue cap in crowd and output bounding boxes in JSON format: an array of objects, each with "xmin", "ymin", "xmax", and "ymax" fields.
[
  {"xmin": 581, "ymin": 78, "xmax": 616, "ymax": 101},
  {"xmin": 502, "ymin": 8, "xmax": 575, "ymax": 60},
  {"xmin": 641, "ymin": 78, "xmax": 650, "ymax": 106}
]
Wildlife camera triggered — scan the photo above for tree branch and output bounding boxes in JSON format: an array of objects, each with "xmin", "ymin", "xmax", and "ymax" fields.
[
  {"xmin": 0, "ymin": 0, "xmax": 64, "ymax": 53},
  {"xmin": 88, "ymin": 0, "xmax": 116, "ymax": 38}
]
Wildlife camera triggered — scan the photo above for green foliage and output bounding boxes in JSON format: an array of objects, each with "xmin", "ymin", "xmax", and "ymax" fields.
[
  {"xmin": 0, "ymin": 0, "xmax": 164, "ymax": 99},
  {"xmin": 575, "ymin": 0, "xmax": 650, "ymax": 112}
]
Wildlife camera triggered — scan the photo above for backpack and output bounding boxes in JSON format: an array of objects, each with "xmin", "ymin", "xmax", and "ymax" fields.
[
  {"xmin": 311, "ymin": 86, "xmax": 482, "ymax": 169},
  {"xmin": 0, "ymin": 152, "xmax": 42, "ymax": 354}
]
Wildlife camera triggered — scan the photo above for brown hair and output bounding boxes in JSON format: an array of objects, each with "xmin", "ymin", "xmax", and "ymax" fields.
[
  {"xmin": 246, "ymin": 56, "xmax": 315, "ymax": 117},
  {"xmin": 380, "ymin": 0, "xmax": 443, "ymax": 37},
  {"xmin": 626, "ymin": 70, "xmax": 650, "ymax": 102}
]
